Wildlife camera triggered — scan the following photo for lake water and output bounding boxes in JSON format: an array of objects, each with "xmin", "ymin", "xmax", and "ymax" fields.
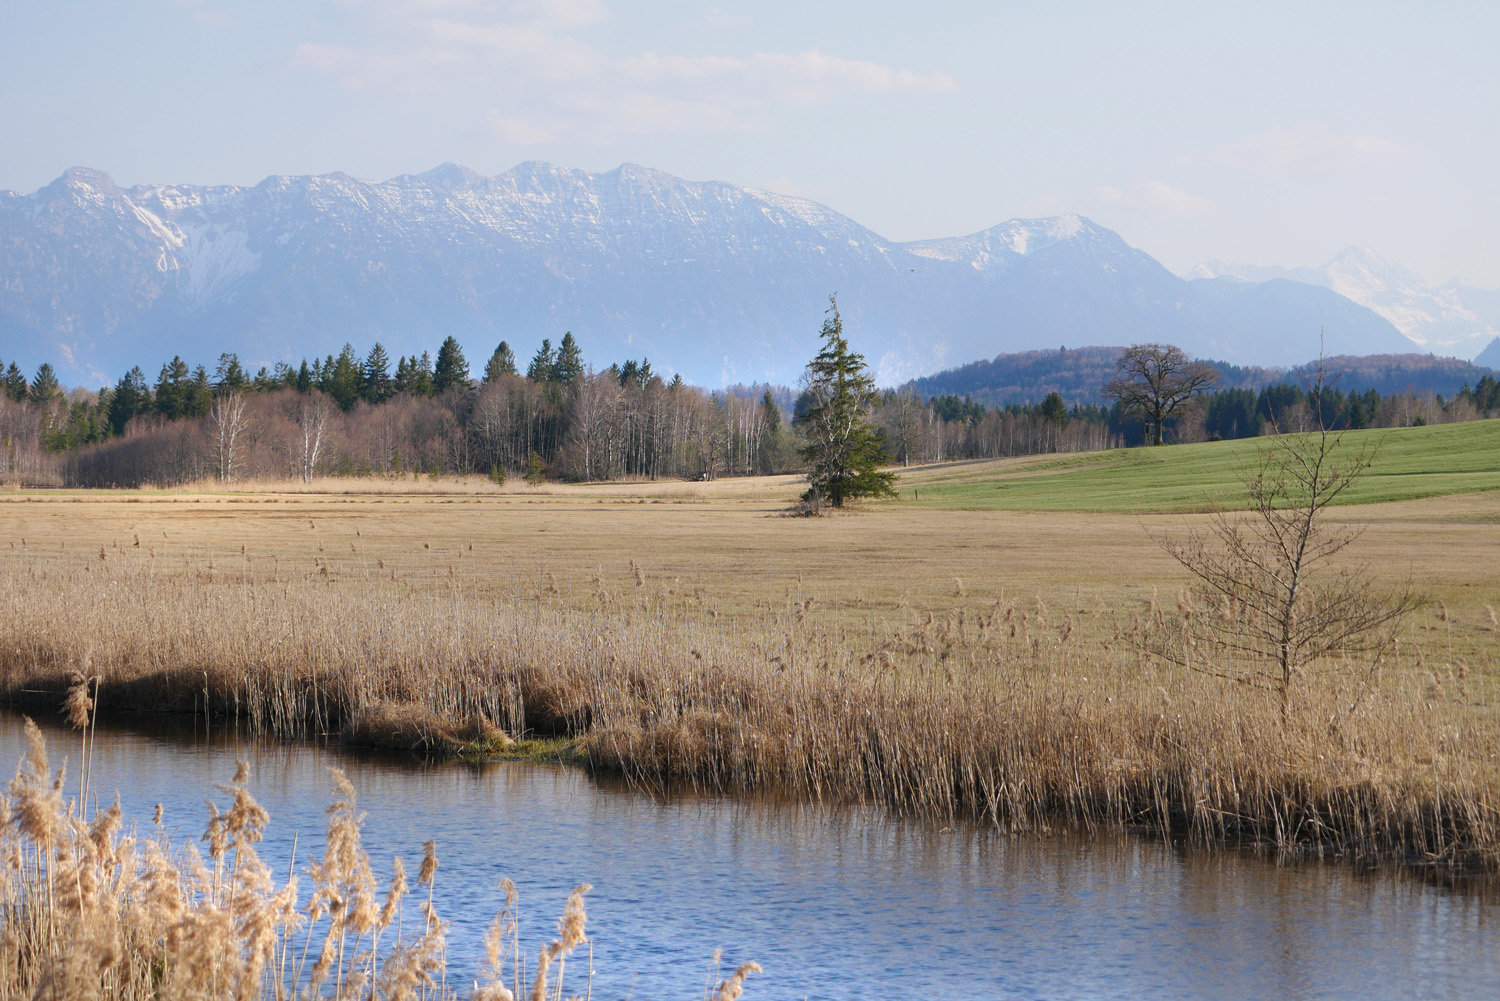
[{"xmin": 2, "ymin": 710, "xmax": 1496, "ymax": 1000}]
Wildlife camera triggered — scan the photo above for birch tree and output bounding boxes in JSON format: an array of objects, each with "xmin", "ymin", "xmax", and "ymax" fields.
[
  {"xmin": 209, "ymin": 392, "xmax": 249, "ymax": 483},
  {"xmin": 295, "ymin": 395, "xmax": 330, "ymax": 483}
]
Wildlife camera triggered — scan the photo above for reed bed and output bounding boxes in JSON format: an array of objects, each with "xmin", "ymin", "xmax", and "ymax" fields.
[
  {"xmin": 1, "ymin": 548, "xmax": 1497, "ymax": 874},
  {"xmin": 0, "ymin": 713, "xmax": 768, "ymax": 1000}
]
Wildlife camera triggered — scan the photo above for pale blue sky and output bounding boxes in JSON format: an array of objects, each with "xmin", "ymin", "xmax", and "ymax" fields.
[{"xmin": 3, "ymin": 0, "xmax": 1496, "ymax": 284}]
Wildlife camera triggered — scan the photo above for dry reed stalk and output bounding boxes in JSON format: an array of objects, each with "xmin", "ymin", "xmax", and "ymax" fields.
[
  {"xmin": 0, "ymin": 551, "xmax": 1496, "ymax": 871},
  {"xmin": 714, "ymin": 960, "xmax": 762, "ymax": 1001},
  {"xmin": 0, "ymin": 726, "xmax": 734, "ymax": 1000}
]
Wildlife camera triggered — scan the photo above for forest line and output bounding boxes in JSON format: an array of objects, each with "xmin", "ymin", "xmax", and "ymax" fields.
[{"xmin": 0, "ymin": 333, "xmax": 1497, "ymax": 488}]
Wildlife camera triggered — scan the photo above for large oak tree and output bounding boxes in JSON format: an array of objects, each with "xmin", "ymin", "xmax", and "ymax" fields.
[{"xmin": 1104, "ymin": 343, "xmax": 1218, "ymax": 445}]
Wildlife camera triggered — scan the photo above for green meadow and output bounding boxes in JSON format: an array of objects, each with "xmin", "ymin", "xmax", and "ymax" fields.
[{"xmin": 899, "ymin": 419, "xmax": 1500, "ymax": 514}]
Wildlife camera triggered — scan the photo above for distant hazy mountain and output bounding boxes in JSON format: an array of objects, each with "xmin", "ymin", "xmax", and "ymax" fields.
[
  {"xmin": 1, "ymin": 162, "xmax": 1412, "ymax": 387},
  {"xmin": 1188, "ymin": 248, "xmax": 1500, "ymax": 358},
  {"xmin": 1476, "ymin": 337, "xmax": 1500, "ymax": 369}
]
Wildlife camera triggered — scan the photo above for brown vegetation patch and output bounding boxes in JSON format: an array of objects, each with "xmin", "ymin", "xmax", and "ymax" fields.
[{"xmin": 341, "ymin": 700, "xmax": 514, "ymax": 756}]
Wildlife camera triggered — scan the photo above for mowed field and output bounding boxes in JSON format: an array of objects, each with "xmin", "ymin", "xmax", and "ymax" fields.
[
  {"xmin": 1, "ymin": 420, "xmax": 1496, "ymax": 652},
  {"xmin": 902, "ymin": 418, "xmax": 1500, "ymax": 513}
]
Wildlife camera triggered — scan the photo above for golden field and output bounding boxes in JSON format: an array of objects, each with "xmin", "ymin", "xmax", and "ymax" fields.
[{"xmin": 2, "ymin": 466, "xmax": 1496, "ymax": 650}]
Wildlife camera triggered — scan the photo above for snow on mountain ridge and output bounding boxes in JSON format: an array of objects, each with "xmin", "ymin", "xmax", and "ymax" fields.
[
  {"xmin": 0, "ymin": 162, "xmax": 1423, "ymax": 385},
  {"xmin": 905, "ymin": 215, "xmax": 1122, "ymax": 272},
  {"xmin": 1189, "ymin": 247, "xmax": 1499, "ymax": 357}
]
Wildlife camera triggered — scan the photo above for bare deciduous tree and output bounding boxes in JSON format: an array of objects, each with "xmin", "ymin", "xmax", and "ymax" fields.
[
  {"xmin": 209, "ymin": 392, "xmax": 249, "ymax": 483},
  {"xmin": 1105, "ymin": 344, "xmax": 1218, "ymax": 445},
  {"xmin": 1152, "ymin": 378, "xmax": 1421, "ymax": 711},
  {"xmin": 294, "ymin": 395, "xmax": 330, "ymax": 483}
]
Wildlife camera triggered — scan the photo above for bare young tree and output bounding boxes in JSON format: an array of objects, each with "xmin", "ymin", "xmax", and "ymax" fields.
[
  {"xmin": 1152, "ymin": 374, "xmax": 1421, "ymax": 712},
  {"xmin": 1104, "ymin": 343, "xmax": 1218, "ymax": 445},
  {"xmin": 209, "ymin": 392, "xmax": 249, "ymax": 483}
]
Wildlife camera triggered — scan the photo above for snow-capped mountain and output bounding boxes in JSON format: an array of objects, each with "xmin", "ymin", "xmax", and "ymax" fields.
[
  {"xmin": 1188, "ymin": 248, "xmax": 1500, "ymax": 358},
  {"xmin": 1, "ymin": 163, "xmax": 1412, "ymax": 387}
]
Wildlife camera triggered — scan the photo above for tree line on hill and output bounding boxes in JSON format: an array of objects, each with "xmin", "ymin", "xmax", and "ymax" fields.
[
  {"xmin": 909, "ymin": 345, "xmax": 1500, "ymax": 410},
  {"xmin": 0, "ymin": 335, "xmax": 1496, "ymax": 488}
]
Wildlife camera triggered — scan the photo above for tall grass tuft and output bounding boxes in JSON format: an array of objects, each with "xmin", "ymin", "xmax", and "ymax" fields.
[{"xmin": 0, "ymin": 724, "xmax": 740, "ymax": 999}]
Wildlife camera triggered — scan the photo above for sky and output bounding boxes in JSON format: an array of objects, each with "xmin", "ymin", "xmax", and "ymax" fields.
[{"xmin": 2, "ymin": 0, "xmax": 1497, "ymax": 286}]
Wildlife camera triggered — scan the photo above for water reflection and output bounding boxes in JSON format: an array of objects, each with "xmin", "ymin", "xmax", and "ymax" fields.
[{"xmin": 2, "ymin": 710, "xmax": 1495, "ymax": 1000}]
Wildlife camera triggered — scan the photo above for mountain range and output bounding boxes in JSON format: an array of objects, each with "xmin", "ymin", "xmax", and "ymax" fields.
[
  {"xmin": 1187, "ymin": 249, "xmax": 1500, "ymax": 360},
  {"xmin": 0, "ymin": 162, "xmax": 1483, "ymax": 388}
]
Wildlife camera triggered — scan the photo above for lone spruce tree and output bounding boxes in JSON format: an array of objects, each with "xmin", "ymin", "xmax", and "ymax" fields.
[{"xmin": 799, "ymin": 296, "xmax": 896, "ymax": 508}]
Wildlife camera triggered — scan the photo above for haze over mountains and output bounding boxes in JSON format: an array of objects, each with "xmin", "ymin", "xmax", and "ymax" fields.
[
  {"xmin": 0, "ymin": 162, "xmax": 1485, "ymax": 389},
  {"xmin": 1187, "ymin": 249, "xmax": 1500, "ymax": 360}
]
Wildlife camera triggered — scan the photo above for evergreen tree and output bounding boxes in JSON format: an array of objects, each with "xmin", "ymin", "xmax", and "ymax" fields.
[
  {"xmin": 214, "ymin": 352, "xmax": 247, "ymax": 394},
  {"xmin": 1205, "ymin": 388, "xmax": 1259, "ymax": 440},
  {"xmin": 185, "ymin": 365, "xmax": 214, "ymax": 417},
  {"xmin": 28, "ymin": 363, "xmax": 61, "ymax": 405},
  {"xmin": 1344, "ymin": 390, "xmax": 1371, "ymax": 430},
  {"xmin": 327, "ymin": 343, "xmax": 363, "ymax": 411},
  {"xmin": 527, "ymin": 339, "xmax": 556, "ymax": 382},
  {"xmin": 797, "ymin": 296, "xmax": 896, "ymax": 507},
  {"xmin": 433, "ymin": 336, "xmax": 470, "ymax": 394},
  {"xmin": 295, "ymin": 360, "xmax": 313, "ymax": 394},
  {"xmin": 483, "ymin": 342, "xmax": 517, "ymax": 382},
  {"xmin": 552, "ymin": 332, "xmax": 584, "ymax": 385},
  {"xmin": 1038, "ymin": 391, "xmax": 1069, "ymax": 428},
  {"xmin": 616, "ymin": 358, "xmax": 654, "ymax": 389},
  {"xmin": 108, "ymin": 367, "xmax": 152, "ymax": 435},
  {"xmin": 363, "ymin": 343, "xmax": 393, "ymax": 403},
  {"xmin": 416, "ymin": 352, "xmax": 435, "ymax": 396},
  {"xmin": 75, "ymin": 391, "xmax": 109, "ymax": 445},
  {"xmin": 155, "ymin": 357, "xmax": 192, "ymax": 418},
  {"xmin": 1257, "ymin": 384, "xmax": 1304, "ymax": 427},
  {"xmin": 395, "ymin": 354, "xmax": 434, "ymax": 396},
  {"xmin": 314, "ymin": 355, "xmax": 336, "ymax": 395},
  {"xmin": 4, "ymin": 363, "xmax": 28, "ymax": 402},
  {"xmin": 757, "ymin": 389, "xmax": 783, "ymax": 475}
]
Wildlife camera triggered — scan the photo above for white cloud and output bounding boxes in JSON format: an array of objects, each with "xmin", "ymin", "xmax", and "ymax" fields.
[
  {"xmin": 292, "ymin": 1, "xmax": 954, "ymax": 139},
  {"xmin": 1094, "ymin": 181, "xmax": 1216, "ymax": 218},
  {"xmin": 1203, "ymin": 124, "xmax": 1410, "ymax": 172}
]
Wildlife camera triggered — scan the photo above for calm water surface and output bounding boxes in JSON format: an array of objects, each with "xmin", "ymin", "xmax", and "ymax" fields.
[{"xmin": 3, "ymin": 711, "xmax": 1496, "ymax": 1001}]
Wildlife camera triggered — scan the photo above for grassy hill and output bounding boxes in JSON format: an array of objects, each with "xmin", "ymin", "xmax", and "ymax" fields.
[{"xmin": 895, "ymin": 419, "xmax": 1500, "ymax": 514}]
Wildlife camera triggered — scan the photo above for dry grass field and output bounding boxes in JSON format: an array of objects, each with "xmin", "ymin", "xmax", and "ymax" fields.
[
  {"xmin": 2, "ymin": 469, "xmax": 1495, "ymax": 650},
  {"xmin": 2, "ymin": 461, "xmax": 1499, "ymax": 879}
]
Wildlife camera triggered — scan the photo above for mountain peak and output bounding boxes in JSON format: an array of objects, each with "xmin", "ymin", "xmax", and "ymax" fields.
[
  {"xmin": 414, "ymin": 163, "xmax": 484, "ymax": 188},
  {"xmin": 59, "ymin": 167, "xmax": 119, "ymax": 192}
]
